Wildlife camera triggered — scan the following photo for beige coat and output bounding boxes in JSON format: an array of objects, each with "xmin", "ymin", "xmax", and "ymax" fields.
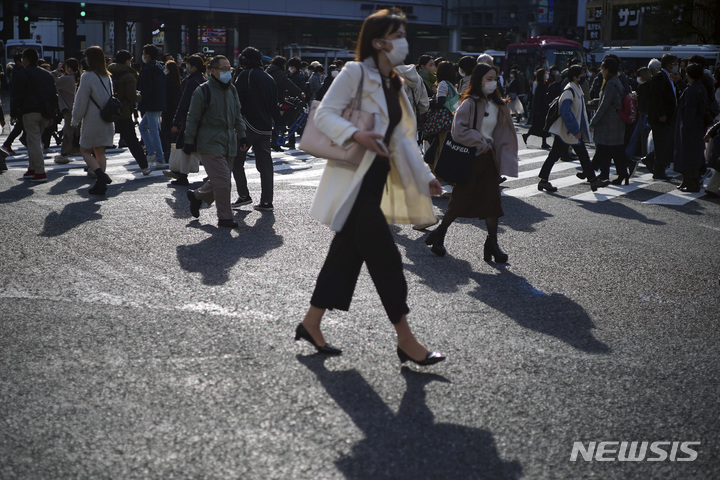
[
  {"xmin": 309, "ymin": 59, "xmax": 436, "ymax": 232},
  {"xmin": 451, "ymin": 96, "xmax": 519, "ymax": 177}
]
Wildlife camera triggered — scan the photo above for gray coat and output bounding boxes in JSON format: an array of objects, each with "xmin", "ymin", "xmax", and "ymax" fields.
[
  {"xmin": 71, "ymin": 71, "xmax": 116, "ymax": 149},
  {"xmin": 590, "ymin": 75, "xmax": 625, "ymax": 146}
]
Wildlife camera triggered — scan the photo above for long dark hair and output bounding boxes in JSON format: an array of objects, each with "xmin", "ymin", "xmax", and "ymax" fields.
[
  {"xmin": 165, "ymin": 60, "xmax": 181, "ymax": 86},
  {"xmin": 65, "ymin": 58, "xmax": 82, "ymax": 86},
  {"xmin": 355, "ymin": 8, "xmax": 406, "ymax": 90},
  {"xmin": 461, "ymin": 62, "xmax": 503, "ymax": 106},
  {"xmin": 84, "ymin": 46, "xmax": 108, "ymax": 76}
]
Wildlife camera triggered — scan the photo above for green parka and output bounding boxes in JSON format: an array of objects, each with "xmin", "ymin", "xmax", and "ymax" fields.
[{"xmin": 184, "ymin": 75, "xmax": 246, "ymax": 157}]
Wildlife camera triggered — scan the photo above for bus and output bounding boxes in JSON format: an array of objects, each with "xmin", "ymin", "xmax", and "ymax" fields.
[
  {"xmin": 4, "ymin": 39, "xmax": 44, "ymax": 63},
  {"xmin": 505, "ymin": 36, "xmax": 587, "ymax": 80},
  {"xmin": 595, "ymin": 45, "xmax": 720, "ymax": 73}
]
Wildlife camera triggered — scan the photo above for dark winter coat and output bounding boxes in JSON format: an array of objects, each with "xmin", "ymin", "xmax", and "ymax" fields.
[
  {"xmin": 266, "ymin": 64, "xmax": 302, "ymax": 99},
  {"xmin": 10, "ymin": 64, "xmax": 58, "ymax": 118},
  {"xmin": 589, "ymin": 75, "xmax": 625, "ymax": 146},
  {"xmin": 173, "ymin": 70, "xmax": 205, "ymax": 128},
  {"xmin": 528, "ymin": 81, "xmax": 550, "ymax": 136},
  {"xmin": 673, "ymin": 80, "xmax": 707, "ymax": 174},
  {"xmin": 137, "ymin": 61, "xmax": 166, "ymax": 113},
  {"xmin": 165, "ymin": 75, "xmax": 182, "ymax": 116},
  {"xmin": 234, "ymin": 67, "xmax": 280, "ymax": 135},
  {"xmin": 647, "ymin": 70, "xmax": 677, "ymax": 127},
  {"xmin": 108, "ymin": 62, "xmax": 140, "ymax": 120}
]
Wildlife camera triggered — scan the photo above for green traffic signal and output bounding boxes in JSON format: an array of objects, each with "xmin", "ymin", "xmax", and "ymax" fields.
[
  {"xmin": 23, "ymin": 16, "xmax": 29, "ymax": 21},
  {"xmin": 80, "ymin": 11, "xmax": 86, "ymax": 17}
]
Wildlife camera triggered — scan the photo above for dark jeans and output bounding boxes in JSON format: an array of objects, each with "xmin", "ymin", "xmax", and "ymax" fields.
[
  {"xmin": 651, "ymin": 122, "xmax": 673, "ymax": 175},
  {"xmin": 539, "ymin": 136, "xmax": 597, "ymax": 181},
  {"xmin": 115, "ymin": 119, "xmax": 148, "ymax": 169},
  {"xmin": 311, "ymin": 157, "xmax": 409, "ymax": 324},
  {"xmin": 5, "ymin": 117, "xmax": 23, "ymax": 146},
  {"xmin": 593, "ymin": 143, "xmax": 628, "ymax": 179},
  {"xmin": 232, "ymin": 129, "xmax": 273, "ymax": 204}
]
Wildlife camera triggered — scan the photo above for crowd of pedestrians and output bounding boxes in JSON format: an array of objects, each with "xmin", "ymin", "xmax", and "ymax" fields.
[{"xmin": 2, "ymin": 6, "xmax": 720, "ymax": 364}]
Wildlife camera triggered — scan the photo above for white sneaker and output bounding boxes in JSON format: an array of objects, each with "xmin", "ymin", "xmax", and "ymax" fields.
[
  {"xmin": 142, "ymin": 163, "xmax": 155, "ymax": 176},
  {"xmin": 54, "ymin": 155, "xmax": 70, "ymax": 164},
  {"xmin": 412, "ymin": 218, "xmax": 440, "ymax": 231},
  {"xmin": 155, "ymin": 161, "xmax": 169, "ymax": 169}
]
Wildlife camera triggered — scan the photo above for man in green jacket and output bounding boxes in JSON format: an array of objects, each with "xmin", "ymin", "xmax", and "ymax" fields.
[{"xmin": 184, "ymin": 55, "xmax": 248, "ymax": 228}]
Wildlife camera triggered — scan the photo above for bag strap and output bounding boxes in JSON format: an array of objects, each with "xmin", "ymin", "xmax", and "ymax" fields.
[
  {"xmin": 472, "ymin": 99, "xmax": 479, "ymax": 129},
  {"xmin": 348, "ymin": 64, "xmax": 365, "ymax": 111},
  {"xmin": 89, "ymin": 73, "xmax": 111, "ymax": 113}
]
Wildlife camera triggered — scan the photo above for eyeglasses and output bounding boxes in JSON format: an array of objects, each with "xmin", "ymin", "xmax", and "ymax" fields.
[{"xmin": 213, "ymin": 66, "xmax": 231, "ymax": 72}]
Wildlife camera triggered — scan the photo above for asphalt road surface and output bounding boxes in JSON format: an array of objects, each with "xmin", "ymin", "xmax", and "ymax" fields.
[{"xmin": 1, "ymin": 124, "xmax": 718, "ymax": 479}]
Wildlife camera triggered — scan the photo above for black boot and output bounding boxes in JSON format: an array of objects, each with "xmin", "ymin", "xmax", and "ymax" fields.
[
  {"xmin": 171, "ymin": 173, "xmax": 189, "ymax": 186},
  {"xmin": 424, "ymin": 226, "xmax": 447, "ymax": 257},
  {"xmin": 94, "ymin": 168, "xmax": 112, "ymax": 185},
  {"xmin": 88, "ymin": 179, "xmax": 107, "ymax": 195},
  {"xmin": 484, "ymin": 235, "xmax": 508, "ymax": 263}
]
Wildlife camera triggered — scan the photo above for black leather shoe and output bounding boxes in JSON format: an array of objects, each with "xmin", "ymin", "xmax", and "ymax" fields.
[
  {"xmin": 295, "ymin": 323, "xmax": 342, "ymax": 355},
  {"xmin": 425, "ymin": 229, "xmax": 446, "ymax": 257},
  {"xmin": 218, "ymin": 219, "xmax": 239, "ymax": 228},
  {"xmin": 397, "ymin": 347, "xmax": 445, "ymax": 366},
  {"xmin": 653, "ymin": 173, "xmax": 670, "ymax": 181},
  {"xmin": 537, "ymin": 179, "xmax": 558, "ymax": 192},
  {"xmin": 187, "ymin": 190, "xmax": 202, "ymax": 218}
]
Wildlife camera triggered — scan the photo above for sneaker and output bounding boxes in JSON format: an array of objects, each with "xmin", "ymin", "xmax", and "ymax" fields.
[
  {"xmin": 54, "ymin": 155, "xmax": 70, "ymax": 164},
  {"xmin": 163, "ymin": 170, "xmax": 180, "ymax": 179},
  {"xmin": 29, "ymin": 173, "xmax": 48, "ymax": 183},
  {"xmin": 155, "ymin": 161, "xmax": 169, "ymax": 169},
  {"xmin": 231, "ymin": 195, "xmax": 252, "ymax": 207},
  {"xmin": 218, "ymin": 219, "xmax": 239, "ymax": 228},
  {"xmin": 22, "ymin": 169, "xmax": 36, "ymax": 179},
  {"xmin": 253, "ymin": 202, "xmax": 274, "ymax": 212},
  {"xmin": 142, "ymin": 163, "xmax": 155, "ymax": 176},
  {"xmin": 2, "ymin": 145, "xmax": 16, "ymax": 156}
]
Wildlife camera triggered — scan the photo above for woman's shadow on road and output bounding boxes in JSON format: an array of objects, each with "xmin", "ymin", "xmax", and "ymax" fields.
[{"xmin": 297, "ymin": 354, "xmax": 522, "ymax": 479}]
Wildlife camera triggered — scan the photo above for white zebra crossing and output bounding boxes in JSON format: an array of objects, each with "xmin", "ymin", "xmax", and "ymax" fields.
[{"xmin": 2, "ymin": 140, "xmax": 712, "ymax": 206}]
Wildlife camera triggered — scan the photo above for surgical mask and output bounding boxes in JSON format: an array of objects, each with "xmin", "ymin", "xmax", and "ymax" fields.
[
  {"xmin": 483, "ymin": 81, "xmax": 497, "ymax": 95},
  {"xmin": 164, "ymin": 68, "xmax": 169, "ymax": 75},
  {"xmin": 219, "ymin": 71, "xmax": 232, "ymax": 83},
  {"xmin": 459, "ymin": 70, "xmax": 465, "ymax": 78},
  {"xmin": 289, "ymin": 67, "xmax": 296, "ymax": 74},
  {"xmin": 671, "ymin": 65, "xmax": 679, "ymax": 74},
  {"xmin": 545, "ymin": 73, "xmax": 550, "ymax": 81},
  {"xmin": 142, "ymin": 56, "xmax": 149, "ymax": 64},
  {"xmin": 383, "ymin": 37, "xmax": 409, "ymax": 66},
  {"xmin": 636, "ymin": 77, "xmax": 642, "ymax": 84},
  {"xmin": 331, "ymin": 70, "xmax": 338, "ymax": 78}
]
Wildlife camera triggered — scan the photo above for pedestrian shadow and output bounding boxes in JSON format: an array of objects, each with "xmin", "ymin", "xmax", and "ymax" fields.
[
  {"xmin": 297, "ymin": 355, "xmax": 523, "ymax": 479},
  {"xmin": 47, "ymin": 172, "xmax": 93, "ymax": 196},
  {"xmin": 39, "ymin": 201, "xmax": 102, "ymax": 237},
  {"xmin": 571, "ymin": 198, "xmax": 665, "ymax": 225},
  {"xmin": 468, "ymin": 264, "xmax": 611, "ymax": 354},
  {"xmin": 176, "ymin": 213, "xmax": 283, "ymax": 286},
  {"xmin": 393, "ymin": 230, "xmax": 474, "ymax": 294},
  {"xmin": 0, "ymin": 180, "xmax": 34, "ymax": 203}
]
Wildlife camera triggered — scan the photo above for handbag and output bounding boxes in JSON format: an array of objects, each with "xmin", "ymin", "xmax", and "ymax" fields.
[
  {"xmin": 422, "ymin": 107, "xmax": 453, "ymax": 138},
  {"xmin": 89, "ymin": 72, "xmax": 123, "ymax": 123},
  {"xmin": 168, "ymin": 143, "xmax": 200, "ymax": 174},
  {"xmin": 433, "ymin": 100, "xmax": 479, "ymax": 186},
  {"xmin": 298, "ymin": 64, "xmax": 374, "ymax": 166}
]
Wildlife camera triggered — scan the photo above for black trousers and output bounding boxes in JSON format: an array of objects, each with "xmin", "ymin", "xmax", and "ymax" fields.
[
  {"xmin": 115, "ymin": 119, "xmax": 148, "ymax": 169},
  {"xmin": 651, "ymin": 122, "xmax": 673, "ymax": 175},
  {"xmin": 539, "ymin": 136, "xmax": 596, "ymax": 181},
  {"xmin": 232, "ymin": 129, "xmax": 274, "ymax": 204},
  {"xmin": 311, "ymin": 158, "xmax": 409, "ymax": 324},
  {"xmin": 593, "ymin": 143, "xmax": 627, "ymax": 179}
]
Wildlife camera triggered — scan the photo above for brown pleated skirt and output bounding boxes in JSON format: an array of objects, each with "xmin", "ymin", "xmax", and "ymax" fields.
[{"xmin": 446, "ymin": 148, "xmax": 504, "ymax": 219}]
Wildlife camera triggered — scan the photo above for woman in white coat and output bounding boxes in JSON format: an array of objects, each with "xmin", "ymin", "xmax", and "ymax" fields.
[
  {"xmin": 71, "ymin": 46, "xmax": 115, "ymax": 195},
  {"xmin": 296, "ymin": 8, "xmax": 446, "ymax": 366}
]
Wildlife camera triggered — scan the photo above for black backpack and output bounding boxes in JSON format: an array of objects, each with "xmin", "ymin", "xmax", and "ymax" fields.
[
  {"xmin": 89, "ymin": 72, "xmax": 123, "ymax": 123},
  {"xmin": 544, "ymin": 88, "xmax": 575, "ymax": 132}
]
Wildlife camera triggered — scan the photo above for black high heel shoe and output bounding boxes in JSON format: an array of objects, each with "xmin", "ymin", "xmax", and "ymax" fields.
[
  {"xmin": 424, "ymin": 229, "xmax": 446, "ymax": 257},
  {"xmin": 295, "ymin": 323, "xmax": 342, "ymax": 355},
  {"xmin": 397, "ymin": 347, "xmax": 445, "ymax": 366},
  {"xmin": 484, "ymin": 237, "xmax": 508, "ymax": 263},
  {"xmin": 522, "ymin": 133, "xmax": 529, "ymax": 145}
]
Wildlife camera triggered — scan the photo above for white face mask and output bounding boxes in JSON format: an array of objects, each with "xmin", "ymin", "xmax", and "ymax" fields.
[
  {"xmin": 459, "ymin": 70, "xmax": 466, "ymax": 78},
  {"xmin": 331, "ymin": 70, "xmax": 338, "ymax": 78},
  {"xmin": 142, "ymin": 55, "xmax": 149, "ymax": 64},
  {"xmin": 545, "ymin": 73, "xmax": 550, "ymax": 81},
  {"xmin": 671, "ymin": 65, "xmax": 679, "ymax": 74},
  {"xmin": 636, "ymin": 77, "xmax": 642, "ymax": 84},
  {"xmin": 483, "ymin": 81, "xmax": 497, "ymax": 96},
  {"xmin": 382, "ymin": 37, "xmax": 409, "ymax": 66}
]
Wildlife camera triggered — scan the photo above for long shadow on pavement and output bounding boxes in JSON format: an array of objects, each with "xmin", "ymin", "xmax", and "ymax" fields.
[
  {"xmin": 39, "ymin": 200, "xmax": 102, "ymax": 237},
  {"xmin": 297, "ymin": 355, "xmax": 523, "ymax": 479},
  {"xmin": 469, "ymin": 264, "xmax": 611, "ymax": 354},
  {"xmin": 176, "ymin": 213, "xmax": 283, "ymax": 285}
]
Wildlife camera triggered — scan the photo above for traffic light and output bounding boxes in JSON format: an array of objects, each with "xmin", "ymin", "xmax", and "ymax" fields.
[
  {"xmin": 80, "ymin": 2, "xmax": 87, "ymax": 17},
  {"xmin": 22, "ymin": 2, "xmax": 30, "ymax": 22}
]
